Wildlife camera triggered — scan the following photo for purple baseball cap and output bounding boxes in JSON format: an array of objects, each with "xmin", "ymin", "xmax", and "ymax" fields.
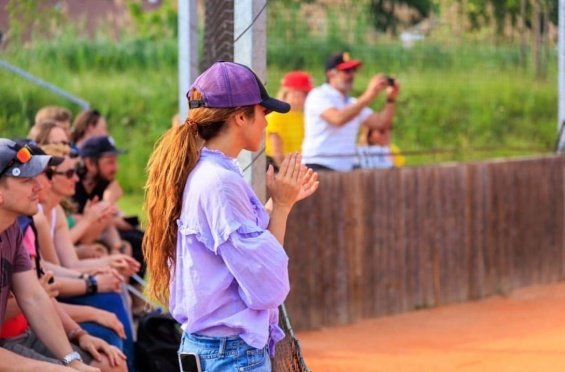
[{"xmin": 187, "ymin": 61, "xmax": 290, "ymax": 113}]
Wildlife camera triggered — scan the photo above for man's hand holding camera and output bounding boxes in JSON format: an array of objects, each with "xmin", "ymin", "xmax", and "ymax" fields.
[
  {"xmin": 361, "ymin": 74, "xmax": 400, "ymax": 104},
  {"xmin": 386, "ymin": 76, "xmax": 400, "ymax": 103}
]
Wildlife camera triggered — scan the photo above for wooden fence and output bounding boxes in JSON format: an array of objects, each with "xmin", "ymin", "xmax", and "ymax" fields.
[{"xmin": 283, "ymin": 155, "xmax": 565, "ymax": 331}]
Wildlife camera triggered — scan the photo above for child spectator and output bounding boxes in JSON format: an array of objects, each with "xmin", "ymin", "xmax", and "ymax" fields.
[
  {"xmin": 266, "ymin": 71, "xmax": 313, "ymax": 168},
  {"xmin": 357, "ymin": 125, "xmax": 405, "ymax": 169}
]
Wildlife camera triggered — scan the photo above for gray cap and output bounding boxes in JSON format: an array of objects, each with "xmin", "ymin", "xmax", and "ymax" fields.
[{"xmin": 0, "ymin": 138, "xmax": 56, "ymax": 178}]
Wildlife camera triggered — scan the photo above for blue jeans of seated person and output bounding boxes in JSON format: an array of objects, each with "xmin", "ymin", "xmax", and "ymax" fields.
[
  {"xmin": 60, "ymin": 292, "xmax": 135, "ymax": 372},
  {"xmin": 80, "ymin": 321, "xmax": 123, "ymax": 351},
  {"xmin": 179, "ymin": 332, "xmax": 271, "ymax": 372}
]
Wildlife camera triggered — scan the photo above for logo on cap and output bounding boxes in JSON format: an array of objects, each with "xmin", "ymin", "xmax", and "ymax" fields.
[{"xmin": 11, "ymin": 168, "xmax": 21, "ymax": 177}]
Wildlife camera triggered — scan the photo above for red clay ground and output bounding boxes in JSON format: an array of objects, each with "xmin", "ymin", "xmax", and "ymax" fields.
[{"xmin": 297, "ymin": 283, "xmax": 565, "ymax": 371}]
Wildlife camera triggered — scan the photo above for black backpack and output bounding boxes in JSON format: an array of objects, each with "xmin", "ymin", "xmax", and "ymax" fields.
[{"xmin": 135, "ymin": 311, "xmax": 182, "ymax": 372}]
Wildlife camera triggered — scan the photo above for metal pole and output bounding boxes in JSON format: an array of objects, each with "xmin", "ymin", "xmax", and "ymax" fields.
[
  {"xmin": 178, "ymin": 0, "xmax": 199, "ymax": 122},
  {"xmin": 234, "ymin": 0, "xmax": 267, "ymax": 200},
  {"xmin": 558, "ymin": 0, "xmax": 565, "ymax": 151},
  {"xmin": 0, "ymin": 59, "xmax": 90, "ymax": 110}
]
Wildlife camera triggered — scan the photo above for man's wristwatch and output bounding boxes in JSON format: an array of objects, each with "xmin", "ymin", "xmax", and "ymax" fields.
[{"xmin": 62, "ymin": 351, "xmax": 83, "ymax": 366}]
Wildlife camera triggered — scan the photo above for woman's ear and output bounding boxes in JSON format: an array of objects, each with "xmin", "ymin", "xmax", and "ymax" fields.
[{"xmin": 232, "ymin": 111, "xmax": 247, "ymax": 128}]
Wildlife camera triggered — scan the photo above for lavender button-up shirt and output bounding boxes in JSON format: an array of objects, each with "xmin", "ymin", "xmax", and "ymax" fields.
[{"xmin": 170, "ymin": 148, "xmax": 290, "ymax": 354}]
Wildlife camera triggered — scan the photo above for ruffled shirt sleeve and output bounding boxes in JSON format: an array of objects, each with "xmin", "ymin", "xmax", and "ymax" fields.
[{"xmin": 220, "ymin": 223, "xmax": 289, "ymax": 310}]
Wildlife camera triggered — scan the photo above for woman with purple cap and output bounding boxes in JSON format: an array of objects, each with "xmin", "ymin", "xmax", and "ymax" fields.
[{"xmin": 143, "ymin": 61, "xmax": 319, "ymax": 371}]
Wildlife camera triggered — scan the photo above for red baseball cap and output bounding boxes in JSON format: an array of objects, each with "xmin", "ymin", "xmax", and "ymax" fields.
[
  {"xmin": 325, "ymin": 52, "xmax": 363, "ymax": 71},
  {"xmin": 281, "ymin": 71, "xmax": 314, "ymax": 92}
]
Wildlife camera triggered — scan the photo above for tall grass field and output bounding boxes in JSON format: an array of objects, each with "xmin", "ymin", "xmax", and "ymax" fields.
[{"xmin": 0, "ymin": 25, "xmax": 557, "ymax": 206}]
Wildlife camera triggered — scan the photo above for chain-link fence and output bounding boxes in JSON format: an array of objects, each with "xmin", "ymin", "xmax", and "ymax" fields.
[{"xmin": 260, "ymin": 0, "xmax": 557, "ymax": 168}]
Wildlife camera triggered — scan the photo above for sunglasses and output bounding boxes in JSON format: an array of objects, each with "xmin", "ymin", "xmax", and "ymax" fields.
[
  {"xmin": 0, "ymin": 145, "xmax": 33, "ymax": 178},
  {"xmin": 46, "ymin": 168, "xmax": 77, "ymax": 179}
]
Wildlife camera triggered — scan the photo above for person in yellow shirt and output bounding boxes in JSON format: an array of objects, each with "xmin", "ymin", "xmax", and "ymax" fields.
[{"xmin": 266, "ymin": 71, "xmax": 313, "ymax": 168}]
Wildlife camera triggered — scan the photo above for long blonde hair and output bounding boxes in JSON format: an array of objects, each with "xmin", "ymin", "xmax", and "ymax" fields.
[{"xmin": 143, "ymin": 90, "xmax": 254, "ymax": 305}]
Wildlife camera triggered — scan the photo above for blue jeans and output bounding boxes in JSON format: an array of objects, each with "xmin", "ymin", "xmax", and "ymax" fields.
[
  {"xmin": 80, "ymin": 321, "xmax": 123, "ymax": 351},
  {"xmin": 179, "ymin": 332, "xmax": 271, "ymax": 372},
  {"xmin": 60, "ymin": 292, "xmax": 135, "ymax": 372}
]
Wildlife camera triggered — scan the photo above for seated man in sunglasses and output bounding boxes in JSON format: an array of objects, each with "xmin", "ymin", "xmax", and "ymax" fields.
[
  {"xmin": 0, "ymin": 138, "xmax": 102, "ymax": 371},
  {"xmin": 301, "ymin": 51, "xmax": 400, "ymax": 172}
]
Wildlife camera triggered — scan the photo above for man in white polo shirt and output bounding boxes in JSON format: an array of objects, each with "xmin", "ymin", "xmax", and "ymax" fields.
[{"xmin": 302, "ymin": 52, "xmax": 400, "ymax": 171}]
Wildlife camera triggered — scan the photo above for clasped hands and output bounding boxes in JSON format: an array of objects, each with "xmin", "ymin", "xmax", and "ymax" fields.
[{"xmin": 266, "ymin": 153, "xmax": 319, "ymax": 211}]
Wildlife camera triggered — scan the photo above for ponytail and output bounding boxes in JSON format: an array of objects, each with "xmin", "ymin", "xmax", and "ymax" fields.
[
  {"xmin": 143, "ymin": 89, "xmax": 255, "ymax": 305},
  {"xmin": 143, "ymin": 123, "xmax": 200, "ymax": 305}
]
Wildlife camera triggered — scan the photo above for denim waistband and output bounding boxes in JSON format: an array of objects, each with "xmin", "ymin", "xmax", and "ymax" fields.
[
  {"xmin": 182, "ymin": 333, "xmax": 247, "ymax": 353},
  {"xmin": 180, "ymin": 332, "xmax": 272, "ymax": 370}
]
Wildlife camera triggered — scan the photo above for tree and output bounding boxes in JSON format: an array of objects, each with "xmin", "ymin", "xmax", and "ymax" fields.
[
  {"xmin": 127, "ymin": 0, "xmax": 178, "ymax": 40},
  {"xmin": 459, "ymin": 0, "xmax": 555, "ymax": 77},
  {"xmin": 463, "ymin": 0, "xmax": 556, "ymax": 38},
  {"xmin": 5, "ymin": 0, "xmax": 64, "ymax": 45},
  {"xmin": 369, "ymin": 0, "xmax": 434, "ymax": 35}
]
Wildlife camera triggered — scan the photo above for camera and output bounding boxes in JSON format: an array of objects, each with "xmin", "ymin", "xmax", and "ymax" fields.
[{"xmin": 386, "ymin": 76, "xmax": 395, "ymax": 86}]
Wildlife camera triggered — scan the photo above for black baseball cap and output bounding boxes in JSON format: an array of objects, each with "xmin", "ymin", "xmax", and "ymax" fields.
[
  {"xmin": 79, "ymin": 136, "xmax": 125, "ymax": 158},
  {"xmin": 325, "ymin": 52, "xmax": 363, "ymax": 71}
]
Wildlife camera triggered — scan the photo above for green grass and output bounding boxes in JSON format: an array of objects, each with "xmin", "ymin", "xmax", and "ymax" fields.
[
  {"xmin": 0, "ymin": 33, "xmax": 557, "ymax": 216},
  {"xmin": 119, "ymin": 193, "xmax": 146, "ymax": 227}
]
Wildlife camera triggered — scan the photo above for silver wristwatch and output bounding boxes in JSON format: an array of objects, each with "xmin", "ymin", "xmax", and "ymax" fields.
[{"xmin": 62, "ymin": 351, "xmax": 83, "ymax": 366}]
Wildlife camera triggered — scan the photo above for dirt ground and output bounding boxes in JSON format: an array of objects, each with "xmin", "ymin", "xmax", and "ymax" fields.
[{"xmin": 297, "ymin": 283, "xmax": 565, "ymax": 372}]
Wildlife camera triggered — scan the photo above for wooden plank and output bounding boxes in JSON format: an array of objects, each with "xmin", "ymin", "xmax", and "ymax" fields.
[
  {"xmin": 321, "ymin": 172, "xmax": 341, "ymax": 327},
  {"xmin": 372, "ymin": 169, "xmax": 388, "ymax": 316},
  {"xmin": 283, "ymin": 155, "xmax": 565, "ymax": 331},
  {"xmin": 343, "ymin": 171, "xmax": 364, "ymax": 324},
  {"xmin": 360, "ymin": 170, "xmax": 376, "ymax": 318}
]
